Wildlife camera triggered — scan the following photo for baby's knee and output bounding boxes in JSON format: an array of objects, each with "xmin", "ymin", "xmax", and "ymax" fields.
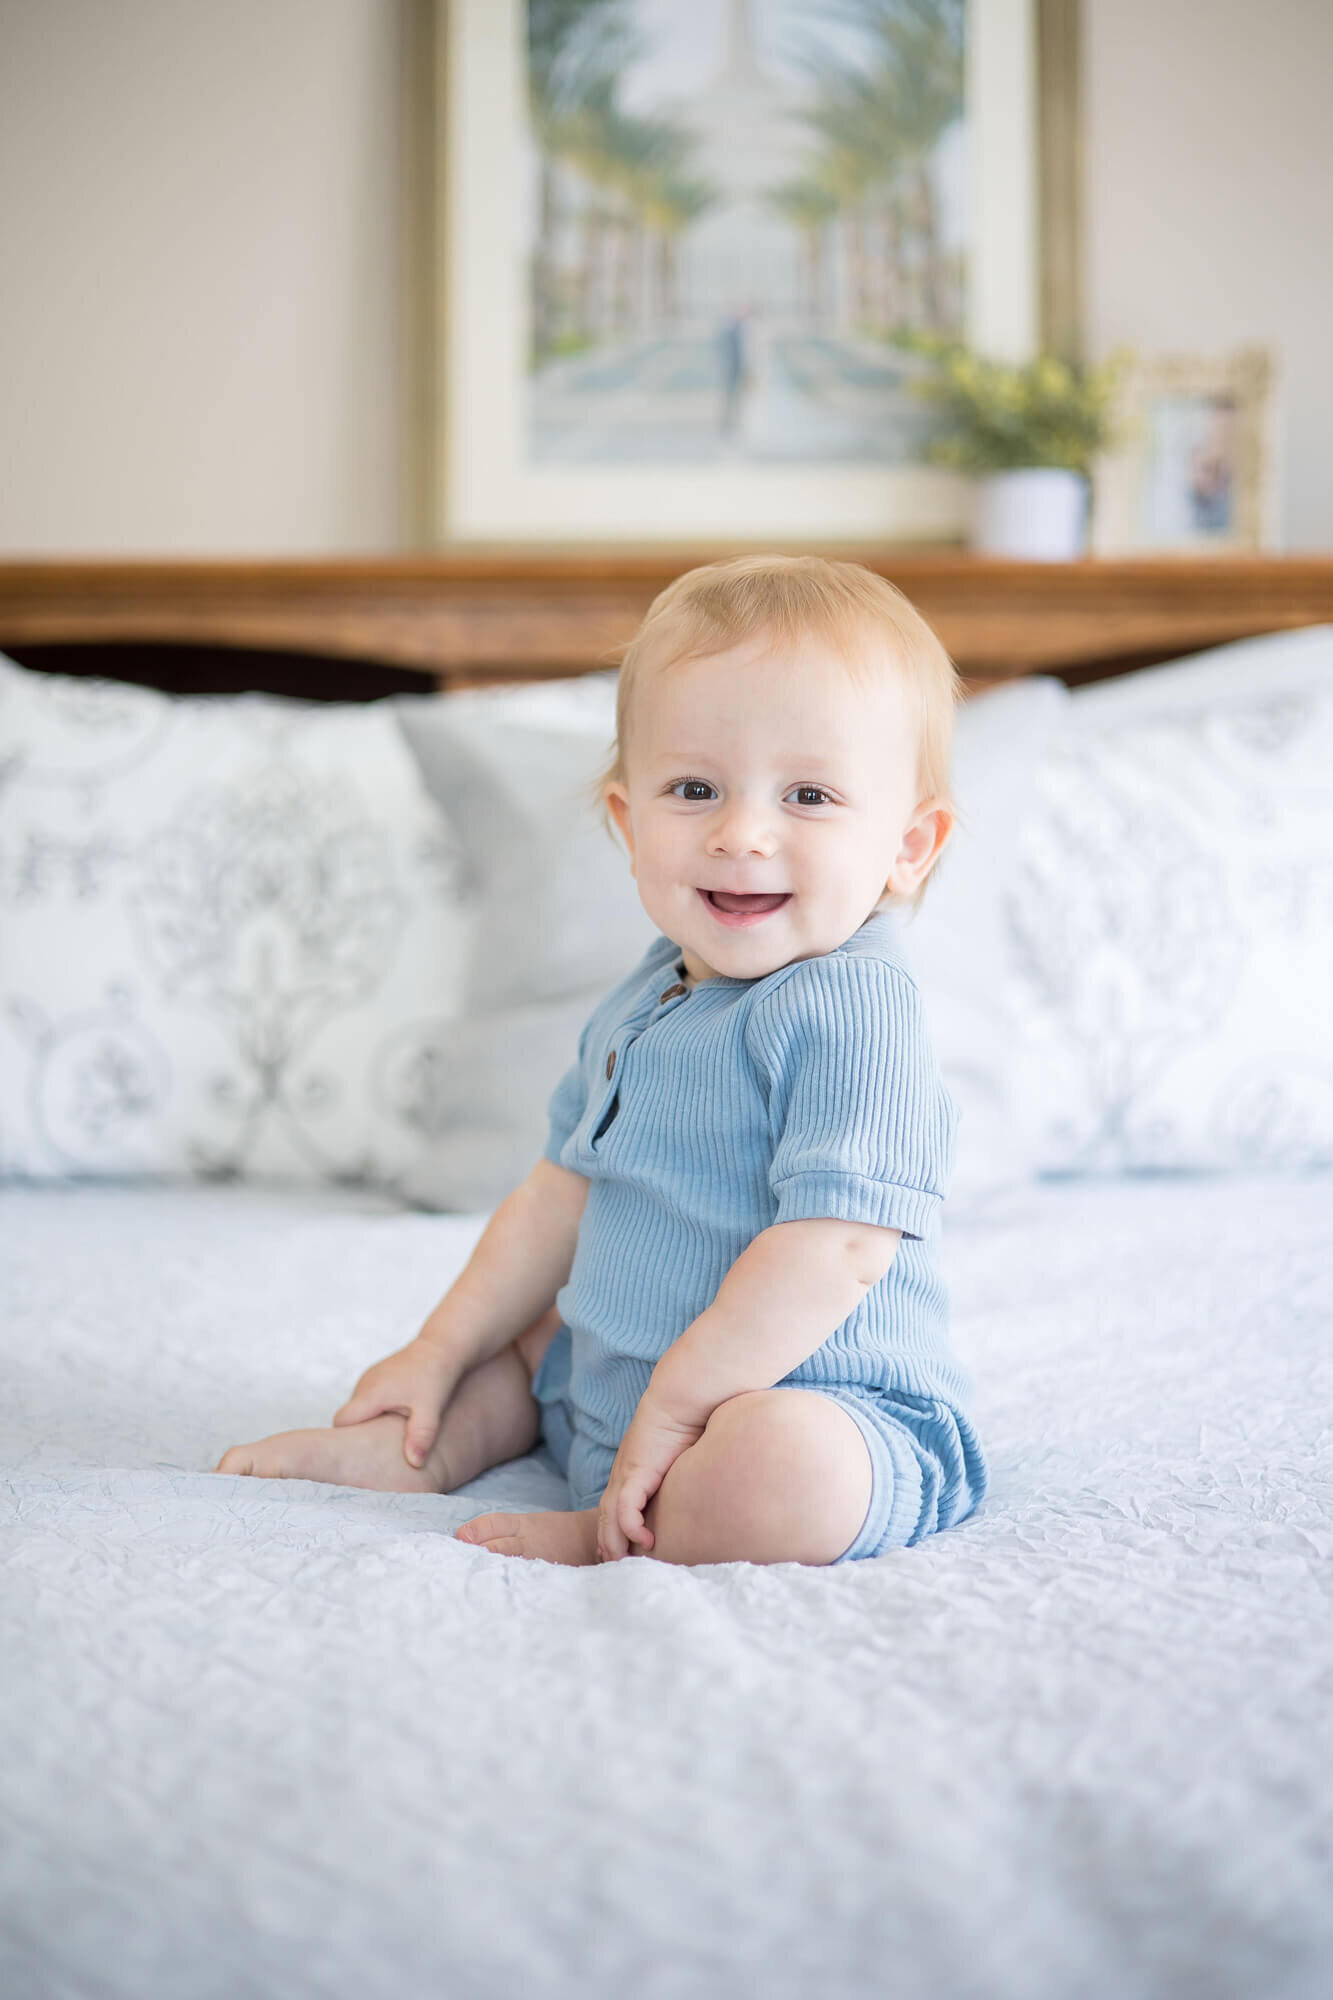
[
  {"xmin": 653, "ymin": 1389, "xmax": 872, "ymax": 1565},
  {"xmin": 704, "ymin": 1387, "xmax": 861, "ymax": 1493}
]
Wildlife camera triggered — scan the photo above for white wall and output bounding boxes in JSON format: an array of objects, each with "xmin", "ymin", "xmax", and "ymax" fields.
[
  {"xmin": 0, "ymin": 0, "xmax": 407, "ymax": 553},
  {"xmin": 0, "ymin": 0, "xmax": 1329, "ymax": 553},
  {"xmin": 1083, "ymin": 0, "xmax": 1333, "ymax": 550}
]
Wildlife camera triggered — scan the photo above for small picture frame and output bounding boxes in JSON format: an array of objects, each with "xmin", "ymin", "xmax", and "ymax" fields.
[{"xmin": 1091, "ymin": 347, "xmax": 1278, "ymax": 556}]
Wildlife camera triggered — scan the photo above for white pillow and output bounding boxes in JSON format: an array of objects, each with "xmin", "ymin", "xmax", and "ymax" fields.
[
  {"xmin": 395, "ymin": 672, "xmax": 656, "ymax": 1010},
  {"xmin": 0, "ymin": 654, "xmax": 471, "ymax": 1187},
  {"xmin": 394, "ymin": 671, "xmax": 1071, "ymax": 1215},
  {"xmin": 392, "ymin": 988, "xmax": 606, "ymax": 1214},
  {"xmin": 894, "ymin": 672, "xmax": 1069, "ymax": 1210},
  {"xmin": 1006, "ymin": 626, "xmax": 1333, "ymax": 1174}
]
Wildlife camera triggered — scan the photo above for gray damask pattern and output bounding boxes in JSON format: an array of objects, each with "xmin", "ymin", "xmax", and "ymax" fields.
[
  {"xmin": 8, "ymin": 987, "xmax": 171, "ymax": 1171},
  {"xmin": 1007, "ymin": 691, "xmax": 1333, "ymax": 1174},
  {"xmin": 375, "ymin": 1017, "xmax": 458, "ymax": 1143},
  {"xmin": 18, "ymin": 670, "xmax": 173, "ymax": 799},
  {"xmin": 1213, "ymin": 1065, "xmax": 1333, "ymax": 1170},
  {"xmin": 1008, "ymin": 741, "xmax": 1243, "ymax": 1170},
  {"xmin": 1, "ymin": 653, "xmax": 472, "ymax": 1186},
  {"xmin": 129, "ymin": 765, "xmax": 411, "ymax": 1179}
]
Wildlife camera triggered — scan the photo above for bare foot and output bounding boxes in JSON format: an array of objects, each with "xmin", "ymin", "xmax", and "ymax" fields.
[
  {"xmin": 214, "ymin": 1413, "xmax": 454, "ymax": 1494},
  {"xmin": 454, "ymin": 1506, "xmax": 601, "ymax": 1565}
]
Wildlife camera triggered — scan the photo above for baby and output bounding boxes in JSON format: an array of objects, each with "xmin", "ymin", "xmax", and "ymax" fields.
[{"xmin": 216, "ymin": 555, "xmax": 987, "ymax": 1567}]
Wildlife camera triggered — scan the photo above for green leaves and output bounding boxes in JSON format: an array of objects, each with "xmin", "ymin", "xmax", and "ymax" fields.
[{"xmin": 892, "ymin": 331, "xmax": 1131, "ymax": 475}]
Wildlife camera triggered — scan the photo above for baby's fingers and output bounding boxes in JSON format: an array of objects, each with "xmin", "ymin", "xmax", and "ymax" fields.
[
  {"xmin": 598, "ymin": 1500, "xmax": 629, "ymax": 1562},
  {"xmin": 402, "ymin": 1408, "xmax": 441, "ymax": 1469},
  {"xmin": 618, "ymin": 1487, "xmax": 654, "ymax": 1555},
  {"xmin": 331, "ymin": 1392, "xmax": 378, "ymax": 1427}
]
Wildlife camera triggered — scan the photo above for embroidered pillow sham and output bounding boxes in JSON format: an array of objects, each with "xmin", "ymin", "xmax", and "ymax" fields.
[{"xmin": 0, "ymin": 654, "xmax": 471, "ymax": 1188}]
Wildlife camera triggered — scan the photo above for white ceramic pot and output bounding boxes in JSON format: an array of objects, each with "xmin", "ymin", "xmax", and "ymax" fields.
[{"xmin": 972, "ymin": 467, "xmax": 1089, "ymax": 560}]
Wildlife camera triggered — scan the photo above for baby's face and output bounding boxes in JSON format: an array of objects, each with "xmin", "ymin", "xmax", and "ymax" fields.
[{"xmin": 605, "ymin": 631, "xmax": 950, "ymax": 985}]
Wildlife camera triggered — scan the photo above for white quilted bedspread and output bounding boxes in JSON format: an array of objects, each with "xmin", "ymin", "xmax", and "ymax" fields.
[{"xmin": 1, "ymin": 1175, "xmax": 1330, "ymax": 2000}]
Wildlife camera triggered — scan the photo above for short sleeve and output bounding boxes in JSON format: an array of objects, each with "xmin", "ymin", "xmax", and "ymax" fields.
[
  {"xmin": 543, "ymin": 1023, "xmax": 592, "ymax": 1166},
  {"xmin": 746, "ymin": 955, "xmax": 955, "ymax": 1239}
]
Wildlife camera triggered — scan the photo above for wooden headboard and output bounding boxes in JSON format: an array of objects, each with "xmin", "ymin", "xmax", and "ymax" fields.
[{"xmin": 2, "ymin": 552, "xmax": 1332, "ymax": 699}]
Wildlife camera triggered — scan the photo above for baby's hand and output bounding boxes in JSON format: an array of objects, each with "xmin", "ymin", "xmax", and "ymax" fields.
[
  {"xmin": 333, "ymin": 1337, "xmax": 458, "ymax": 1470},
  {"xmin": 597, "ymin": 1395, "xmax": 707, "ymax": 1562}
]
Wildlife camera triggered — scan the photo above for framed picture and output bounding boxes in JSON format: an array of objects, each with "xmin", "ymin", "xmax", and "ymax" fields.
[
  {"xmin": 1091, "ymin": 348, "xmax": 1279, "ymax": 557},
  {"xmin": 431, "ymin": 0, "xmax": 1076, "ymax": 545}
]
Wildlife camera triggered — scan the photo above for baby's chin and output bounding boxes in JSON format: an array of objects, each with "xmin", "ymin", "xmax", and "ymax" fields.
[{"xmin": 671, "ymin": 895, "xmax": 865, "ymax": 981}]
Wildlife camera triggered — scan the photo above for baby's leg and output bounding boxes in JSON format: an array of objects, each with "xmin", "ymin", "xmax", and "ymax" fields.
[{"xmin": 214, "ymin": 1309, "xmax": 561, "ymax": 1494}]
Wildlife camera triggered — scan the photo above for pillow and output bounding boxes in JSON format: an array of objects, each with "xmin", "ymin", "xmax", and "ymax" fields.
[
  {"xmin": 394, "ymin": 670, "xmax": 1071, "ymax": 1216},
  {"xmin": 395, "ymin": 672, "xmax": 656, "ymax": 1011},
  {"xmin": 389, "ymin": 989, "xmax": 605, "ymax": 1213},
  {"xmin": 1006, "ymin": 626, "xmax": 1333, "ymax": 1175},
  {"xmin": 891, "ymin": 671, "xmax": 1069, "ymax": 1210},
  {"xmin": 0, "ymin": 653, "xmax": 471, "ymax": 1187}
]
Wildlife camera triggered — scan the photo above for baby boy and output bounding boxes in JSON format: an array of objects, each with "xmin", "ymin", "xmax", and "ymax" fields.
[{"xmin": 216, "ymin": 555, "xmax": 988, "ymax": 1566}]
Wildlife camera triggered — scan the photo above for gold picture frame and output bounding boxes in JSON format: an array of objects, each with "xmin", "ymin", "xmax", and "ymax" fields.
[
  {"xmin": 1092, "ymin": 348, "xmax": 1279, "ymax": 558},
  {"xmin": 415, "ymin": 0, "xmax": 1083, "ymax": 546}
]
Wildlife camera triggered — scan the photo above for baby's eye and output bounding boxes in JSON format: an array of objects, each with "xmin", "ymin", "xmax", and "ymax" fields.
[
  {"xmin": 787, "ymin": 785, "xmax": 832, "ymax": 807},
  {"xmin": 670, "ymin": 779, "xmax": 716, "ymax": 802}
]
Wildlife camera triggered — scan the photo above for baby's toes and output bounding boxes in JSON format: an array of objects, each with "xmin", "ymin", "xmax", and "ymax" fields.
[
  {"xmin": 214, "ymin": 1444, "xmax": 256, "ymax": 1476},
  {"xmin": 455, "ymin": 1511, "xmax": 520, "ymax": 1550}
]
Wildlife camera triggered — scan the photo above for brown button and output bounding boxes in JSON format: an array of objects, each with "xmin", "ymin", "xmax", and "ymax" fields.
[
  {"xmin": 659, "ymin": 982, "xmax": 688, "ymax": 1002},
  {"xmin": 605, "ymin": 1050, "xmax": 616, "ymax": 1079}
]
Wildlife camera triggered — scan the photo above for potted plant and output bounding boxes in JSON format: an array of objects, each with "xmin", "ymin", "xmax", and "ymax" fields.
[{"xmin": 895, "ymin": 334, "xmax": 1127, "ymax": 559}]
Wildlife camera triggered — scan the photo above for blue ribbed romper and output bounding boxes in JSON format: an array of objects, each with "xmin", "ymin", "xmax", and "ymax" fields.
[{"xmin": 534, "ymin": 909, "xmax": 988, "ymax": 1560}]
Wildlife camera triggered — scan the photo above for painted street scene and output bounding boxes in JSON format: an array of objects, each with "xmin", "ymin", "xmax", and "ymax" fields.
[{"xmin": 524, "ymin": 0, "xmax": 966, "ymax": 464}]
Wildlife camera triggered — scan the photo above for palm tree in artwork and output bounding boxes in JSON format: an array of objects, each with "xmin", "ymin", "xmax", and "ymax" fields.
[
  {"xmin": 866, "ymin": 0, "xmax": 964, "ymax": 327},
  {"xmin": 640, "ymin": 177, "xmax": 717, "ymax": 326},
  {"xmin": 594, "ymin": 107, "xmax": 705, "ymax": 336},
  {"xmin": 528, "ymin": 0, "xmax": 713, "ymax": 350},
  {"xmin": 527, "ymin": 0, "xmax": 636, "ymax": 358},
  {"xmin": 795, "ymin": 0, "xmax": 964, "ymax": 335},
  {"xmin": 557, "ymin": 77, "xmax": 699, "ymax": 340},
  {"xmin": 766, "ymin": 179, "xmax": 840, "ymax": 326},
  {"xmin": 800, "ymin": 91, "xmax": 905, "ymax": 332}
]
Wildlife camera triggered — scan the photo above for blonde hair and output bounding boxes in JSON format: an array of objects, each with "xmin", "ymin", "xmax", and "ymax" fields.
[{"xmin": 588, "ymin": 553, "xmax": 962, "ymax": 912}]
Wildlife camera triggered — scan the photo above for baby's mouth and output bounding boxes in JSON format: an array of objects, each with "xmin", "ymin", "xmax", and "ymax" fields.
[{"xmin": 699, "ymin": 889, "xmax": 791, "ymax": 915}]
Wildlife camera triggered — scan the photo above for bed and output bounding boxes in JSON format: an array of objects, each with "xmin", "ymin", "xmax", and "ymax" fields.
[
  {"xmin": 2, "ymin": 556, "xmax": 1331, "ymax": 2000},
  {"xmin": 3, "ymin": 1173, "xmax": 1330, "ymax": 1999}
]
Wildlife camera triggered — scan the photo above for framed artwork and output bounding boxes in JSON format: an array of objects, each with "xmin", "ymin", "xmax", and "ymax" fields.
[
  {"xmin": 1091, "ymin": 349, "xmax": 1279, "ymax": 557},
  {"xmin": 431, "ymin": 0, "xmax": 1077, "ymax": 545}
]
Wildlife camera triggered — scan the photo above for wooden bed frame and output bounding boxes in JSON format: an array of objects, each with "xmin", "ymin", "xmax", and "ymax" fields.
[{"xmin": 3, "ymin": 552, "xmax": 1332, "ymax": 698}]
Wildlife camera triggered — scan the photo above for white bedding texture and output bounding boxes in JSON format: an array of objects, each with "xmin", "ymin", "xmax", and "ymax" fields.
[{"xmin": 2, "ymin": 1174, "xmax": 1331, "ymax": 2000}]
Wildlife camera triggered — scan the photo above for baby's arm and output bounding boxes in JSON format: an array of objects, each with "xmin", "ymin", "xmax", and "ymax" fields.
[
  {"xmin": 596, "ymin": 1219, "xmax": 900, "ymax": 1558},
  {"xmin": 652, "ymin": 1219, "xmax": 901, "ymax": 1421},
  {"xmin": 334, "ymin": 1158, "xmax": 589, "ymax": 1467}
]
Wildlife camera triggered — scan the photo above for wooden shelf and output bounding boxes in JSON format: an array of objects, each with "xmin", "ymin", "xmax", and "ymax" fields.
[{"xmin": 2, "ymin": 551, "xmax": 1332, "ymax": 687}]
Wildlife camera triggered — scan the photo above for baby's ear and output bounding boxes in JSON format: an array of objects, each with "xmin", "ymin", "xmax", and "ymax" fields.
[
  {"xmin": 604, "ymin": 782, "xmax": 635, "ymax": 866},
  {"xmin": 887, "ymin": 801, "xmax": 953, "ymax": 897}
]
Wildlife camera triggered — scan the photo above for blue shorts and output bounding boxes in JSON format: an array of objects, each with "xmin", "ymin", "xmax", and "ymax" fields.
[{"xmin": 530, "ymin": 1322, "xmax": 984, "ymax": 1563}]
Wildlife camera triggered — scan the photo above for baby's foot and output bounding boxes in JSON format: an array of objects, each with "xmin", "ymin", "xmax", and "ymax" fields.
[
  {"xmin": 214, "ymin": 1413, "xmax": 452, "ymax": 1494},
  {"xmin": 454, "ymin": 1507, "xmax": 601, "ymax": 1565}
]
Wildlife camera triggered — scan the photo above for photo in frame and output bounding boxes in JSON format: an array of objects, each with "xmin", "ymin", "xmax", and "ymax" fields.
[
  {"xmin": 1091, "ymin": 348, "xmax": 1279, "ymax": 557},
  {"xmin": 433, "ymin": 0, "xmax": 1074, "ymax": 545}
]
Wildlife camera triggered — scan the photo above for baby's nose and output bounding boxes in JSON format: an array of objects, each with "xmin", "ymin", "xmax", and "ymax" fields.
[{"xmin": 708, "ymin": 801, "xmax": 777, "ymax": 857}]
